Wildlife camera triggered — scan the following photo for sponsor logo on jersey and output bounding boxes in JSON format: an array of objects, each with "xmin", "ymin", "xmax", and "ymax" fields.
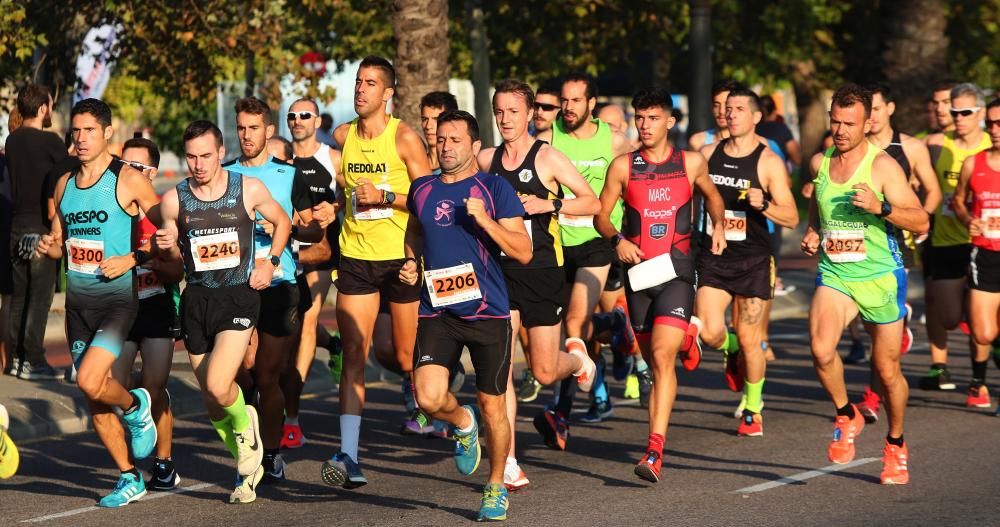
[
  {"xmin": 64, "ymin": 210, "xmax": 109, "ymax": 225},
  {"xmin": 710, "ymin": 174, "xmax": 750, "ymax": 189},
  {"xmin": 518, "ymin": 169, "xmax": 534, "ymax": 183},
  {"xmin": 347, "ymin": 162, "xmax": 387, "ymax": 174},
  {"xmin": 434, "ymin": 199, "xmax": 456, "ymax": 227},
  {"xmin": 648, "ymin": 187, "xmax": 672, "ymax": 202},
  {"xmin": 643, "ymin": 208, "xmax": 674, "ymax": 219},
  {"xmin": 650, "ymin": 223, "xmax": 667, "ymax": 239}
]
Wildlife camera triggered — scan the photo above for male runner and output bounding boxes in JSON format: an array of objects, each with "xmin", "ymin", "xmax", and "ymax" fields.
[
  {"xmin": 35, "ymin": 99, "xmax": 158, "ymax": 507},
  {"xmin": 322, "ymin": 56, "xmax": 431, "ymax": 488},
  {"xmin": 695, "ymin": 86, "xmax": 799, "ymax": 436},
  {"xmin": 155, "ymin": 119, "xmax": 291, "ymax": 503},
  {"xmin": 533, "ymin": 73, "xmax": 634, "ymax": 450},
  {"xmin": 477, "ymin": 79, "xmax": 600, "ymax": 488},
  {"xmin": 111, "ymin": 138, "xmax": 185, "ymax": 490},
  {"xmin": 921, "ymin": 83, "xmax": 991, "ymax": 391},
  {"xmin": 687, "ymin": 80, "xmax": 739, "ymax": 151},
  {"xmin": 0, "ymin": 403, "xmax": 18, "ymax": 479},
  {"xmin": 420, "ymin": 91, "xmax": 459, "ymax": 172},
  {"xmin": 224, "ymin": 96, "xmax": 325, "ymax": 483},
  {"xmin": 801, "ymin": 84, "xmax": 929, "ymax": 485},
  {"xmin": 855, "ymin": 83, "xmax": 942, "ymax": 421},
  {"xmin": 282, "ymin": 97, "xmax": 342, "ymax": 449},
  {"xmin": 928, "ymin": 79, "xmax": 957, "ymax": 137},
  {"xmin": 401, "ymin": 110, "xmax": 531, "ymax": 521},
  {"xmin": 951, "ymin": 97, "xmax": 1000, "ymax": 410},
  {"xmin": 530, "ymin": 79, "xmax": 561, "ymax": 136},
  {"xmin": 596, "ymin": 87, "xmax": 726, "ymax": 482}
]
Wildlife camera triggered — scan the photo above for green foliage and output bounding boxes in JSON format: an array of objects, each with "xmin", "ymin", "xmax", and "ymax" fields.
[{"xmin": 946, "ymin": 0, "xmax": 1000, "ymax": 90}]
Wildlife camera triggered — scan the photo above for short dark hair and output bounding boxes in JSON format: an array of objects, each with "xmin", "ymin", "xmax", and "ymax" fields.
[
  {"xmin": 831, "ymin": 83, "xmax": 873, "ymax": 117},
  {"xmin": 421, "ymin": 91, "xmax": 458, "ymax": 112},
  {"xmin": 760, "ymin": 95, "xmax": 777, "ymax": 117},
  {"xmin": 16, "ymin": 84, "xmax": 50, "ymax": 119},
  {"xmin": 492, "ymin": 79, "xmax": 534, "ymax": 110},
  {"xmin": 536, "ymin": 78, "xmax": 561, "ymax": 98},
  {"xmin": 122, "ymin": 137, "xmax": 161, "ymax": 168},
  {"xmin": 868, "ymin": 82, "xmax": 894, "ymax": 104},
  {"xmin": 71, "ymin": 98, "xmax": 112, "ymax": 128},
  {"xmin": 235, "ymin": 96, "xmax": 273, "ymax": 125},
  {"xmin": 987, "ymin": 97, "xmax": 1000, "ymax": 112},
  {"xmin": 711, "ymin": 79, "xmax": 740, "ymax": 97},
  {"xmin": 933, "ymin": 78, "xmax": 957, "ymax": 94},
  {"xmin": 359, "ymin": 55, "xmax": 396, "ymax": 88},
  {"xmin": 436, "ymin": 110, "xmax": 480, "ymax": 143},
  {"xmin": 291, "ymin": 97, "xmax": 320, "ymax": 114},
  {"xmin": 726, "ymin": 85, "xmax": 762, "ymax": 113},
  {"xmin": 183, "ymin": 120, "xmax": 224, "ymax": 147},
  {"xmin": 269, "ymin": 136, "xmax": 293, "ymax": 160},
  {"xmin": 631, "ymin": 87, "xmax": 674, "ymax": 112},
  {"xmin": 562, "ymin": 73, "xmax": 597, "ymax": 100}
]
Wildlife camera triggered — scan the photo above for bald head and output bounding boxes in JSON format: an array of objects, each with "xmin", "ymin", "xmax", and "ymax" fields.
[{"xmin": 597, "ymin": 104, "xmax": 628, "ymax": 135}]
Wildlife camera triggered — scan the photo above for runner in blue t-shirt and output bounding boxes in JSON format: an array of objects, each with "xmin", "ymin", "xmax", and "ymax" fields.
[{"xmin": 399, "ymin": 110, "xmax": 530, "ymax": 522}]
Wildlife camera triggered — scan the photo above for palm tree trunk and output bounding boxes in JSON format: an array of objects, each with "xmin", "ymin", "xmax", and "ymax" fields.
[
  {"xmin": 881, "ymin": 0, "xmax": 949, "ymax": 134},
  {"xmin": 391, "ymin": 0, "xmax": 450, "ymax": 129}
]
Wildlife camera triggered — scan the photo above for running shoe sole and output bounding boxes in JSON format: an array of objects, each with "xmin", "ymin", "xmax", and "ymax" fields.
[{"xmin": 634, "ymin": 463, "xmax": 659, "ymax": 483}]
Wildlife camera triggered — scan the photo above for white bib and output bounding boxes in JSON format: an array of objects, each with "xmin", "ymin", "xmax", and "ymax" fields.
[{"xmin": 424, "ymin": 262, "xmax": 482, "ymax": 308}]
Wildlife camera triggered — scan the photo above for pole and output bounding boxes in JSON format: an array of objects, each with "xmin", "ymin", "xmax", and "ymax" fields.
[{"xmin": 689, "ymin": 0, "xmax": 712, "ymax": 134}]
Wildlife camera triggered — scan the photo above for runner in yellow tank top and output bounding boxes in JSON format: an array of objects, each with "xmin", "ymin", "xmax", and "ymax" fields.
[
  {"xmin": 322, "ymin": 56, "xmax": 431, "ymax": 491},
  {"xmin": 921, "ymin": 83, "xmax": 992, "ymax": 393}
]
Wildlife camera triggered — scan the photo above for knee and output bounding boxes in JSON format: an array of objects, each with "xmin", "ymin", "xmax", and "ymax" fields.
[
  {"xmin": 812, "ymin": 348, "xmax": 838, "ymax": 370},
  {"xmin": 874, "ymin": 360, "xmax": 901, "ymax": 385},
  {"xmin": 700, "ymin": 322, "xmax": 726, "ymax": 349},
  {"xmin": 415, "ymin": 384, "xmax": 447, "ymax": 415},
  {"xmin": 737, "ymin": 331, "xmax": 762, "ymax": 357},
  {"xmin": 531, "ymin": 363, "xmax": 559, "ymax": 386},
  {"xmin": 205, "ymin": 379, "xmax": 231, "ymax": 405},
  {"xmin": 77, "ymin": 368, "xmax": 106, "ymax": 400},
  {"xmin": 649, "ymin": 345, "xmax": 678, "ymax": 370}
]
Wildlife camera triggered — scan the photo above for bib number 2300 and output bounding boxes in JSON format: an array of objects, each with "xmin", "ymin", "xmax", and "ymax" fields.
[{"xmin": 424, "ymin": 263, "xmax": 481, "ymax": 308}]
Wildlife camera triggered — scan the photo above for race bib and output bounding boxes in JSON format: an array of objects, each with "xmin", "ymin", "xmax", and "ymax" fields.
[
  {"xmin": 981, "ymin": 208, "xmax": 1000, "ymax": 239},
  {"xmin": 191, "ymin": 231, "xmax": 241, "ymax": 272},
  {"xmin": 627, "ymin": 252, "xmax": 678, "ymax": 292},
  {"xmin": 941, "ymin": 192, "xmax": 956, "ymax": 218},
  {"xmin": 823, "ymin": 228, "xmax": 867, "ymax": 263},
  {"xmin": 254, "ymin": 246, "xmax": 284, "ymax": 280},
  {"xmin": 66, "ymin": 238, "xmax": 104, "ymax": 275},
  {"xmin": 352, "ymin": 183, "xmax": 394, "ymax": 220},
  {"xmin": 136, "ymin": 268, "xmax": 166, "ymax": 300},
  {"xmin": 557, "ymin": 189, "xmax": 594, "ymax": 228},
  {"xmin": 705, "ymin": 210, "xmax": 748, "ymax": 242},
  {"xmin": 424, "ymin": 262, "xmax": 482, "ymax": 308}
]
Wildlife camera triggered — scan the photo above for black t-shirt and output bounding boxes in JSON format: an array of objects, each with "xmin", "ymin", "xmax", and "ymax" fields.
[
  {"xmin": 755, "ymin": 121, "xmax": 794, "ymax": 157},
  {"xmin": 5, "ymin": 127, "xmax": 69, "ymax": 231}
]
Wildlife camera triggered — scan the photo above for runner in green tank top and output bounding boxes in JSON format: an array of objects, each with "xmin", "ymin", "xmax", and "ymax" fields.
[{"xmin": 801, "ymin": 85, "xmax": 929, "ymax": 486}]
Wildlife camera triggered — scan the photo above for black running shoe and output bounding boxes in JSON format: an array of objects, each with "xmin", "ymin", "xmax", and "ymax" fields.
[{"xmin": 148, "ymin": 458, "xmax": 181, "ymax": 490}]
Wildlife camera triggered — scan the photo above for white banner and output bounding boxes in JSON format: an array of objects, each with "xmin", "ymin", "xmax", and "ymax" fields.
[{"xmin": 74, "ymin": 24, "xmax": 120, "ymax": 104}]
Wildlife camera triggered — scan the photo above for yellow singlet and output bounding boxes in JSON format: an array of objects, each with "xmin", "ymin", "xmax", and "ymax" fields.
[
  {"xmin": 339, "ymin": 116, "xmax": 411, "ymax": 261},
  {"xmin": 931, "ymin": 131, "xmax": 992, "ymax": 247}
]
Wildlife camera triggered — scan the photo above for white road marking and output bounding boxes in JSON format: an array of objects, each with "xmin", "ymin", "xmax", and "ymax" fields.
[
  {"xmin": 21, "ymin": 482, "xmax": 217, "ymax": 523},
  {"xmin": 732, "ymin": 457, "xmax": 879, "ymax": 494}
]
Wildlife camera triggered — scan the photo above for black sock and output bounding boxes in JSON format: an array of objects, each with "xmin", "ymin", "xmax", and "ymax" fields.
[
  {"xmin": 123, "ymin": 394, "xmax": 140, "ymax": 414},
  {"xmin": 555, "ymin": 377, "xmax": 576, "ymax": 417},
  {"xmin": 971, "ymin": 360, "xmax": 988, "ymax": 386},
  {"xmin": 930, "ymin": 362, "xmax": 947, "ymax": 372},
  {"xmin": 836, "ymin": 402, "xmax": 856, "ymax": 419},
  {"xmin": 123, "ymin": 468, "xmax": 141, "ymax": 479},
  {"xmin": 264, "ymin": 448, "xmax": 279, "ymax": 459},
  {"xmin": 886, "ymin": 434, "xmax": 904, "ymax": 447},
  {"xmin": 592, "ymin": 312, "xmax": 617, "ymax": 335}
]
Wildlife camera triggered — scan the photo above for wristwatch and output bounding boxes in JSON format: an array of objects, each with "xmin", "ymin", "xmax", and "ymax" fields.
[
  {"xmin": 384, "ymin": 190, "xmax": 396, "ymax": 206},
  {"xmin": 552, "ymin": 199, "xmax": 563, "ymax": 213},
  {"xmin": 878, "ymin": 201, "xmax": 892, "ymax": 218},
  {"xmin": 759, "ymin": 200, "xmax": 770, "ymax": 212},
  {"xmin": 612, "ymin": 233, "xmax": 625, "ymax": 247},
  {"xmin": 269, "ymin": 254, "xmax": 281, "ymax": 266}
]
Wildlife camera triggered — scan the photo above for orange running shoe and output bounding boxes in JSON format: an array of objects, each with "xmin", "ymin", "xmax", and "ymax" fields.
[
  {"xmin": 880, "ymin": 441, "xmax": 909, "ymax": 485},
  {"xmin": 724, "ymin": 351, "xmax": 743, "ymax": 392},
  {"xmin": 567, "ymin": 338, "xmax": 597, "ymax": 392},
  {"xmin": 857, "ymin": 386, "xmax": 881, "ymax": 424},
  {"xmin": 613, "ymin": 296, "xmax": 639, "ymax": 356},
  {"xmin": 680, "ymin": 317, "xmax": 703, "ymax": 371},
  {"xmin": 827, "ymin": 404, "xmax": 865, "ymax": 464},
  {"xmin": 965, "ymin": 385, "xmax": 991, "ymax": 408},
  {"xmin": 736, "ymin": 411, "xmax": 763, "ymax": 437}
]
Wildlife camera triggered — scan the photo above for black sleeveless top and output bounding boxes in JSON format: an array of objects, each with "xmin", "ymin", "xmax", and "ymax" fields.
[
  {"xmin": 488, "ymin": 141, "xmax": 564, "ymax": 269},
  {"xmin": 885, "ymin": 130, "xmax": 911, "ymax": 179},
  {"xmin": 703, "ymin": 140, "xmax": 772, "ymax": 257},
  {"xmin": 177, "ymin": 171, "xmax": 255, "ymax": 288}
]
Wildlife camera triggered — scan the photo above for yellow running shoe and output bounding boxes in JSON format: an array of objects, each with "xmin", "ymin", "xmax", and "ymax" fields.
[
  {"xmin": 624, "ymin": 374, "xmax": 640, "ymax": 399},
  {"xmin": 0, "ymin": 404, "xmax": 20, "ymax": 479}
]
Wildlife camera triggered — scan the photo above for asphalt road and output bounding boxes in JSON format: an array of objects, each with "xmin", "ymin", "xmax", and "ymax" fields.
[{"xmin": 2, "ymin": 317, "xmax": 998, "ymax": 527}]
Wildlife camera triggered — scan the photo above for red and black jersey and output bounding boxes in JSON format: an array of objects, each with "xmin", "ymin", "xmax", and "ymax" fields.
[{"xmin": 622, "ymin": 148, "xmax": 694, "ymax": 284}]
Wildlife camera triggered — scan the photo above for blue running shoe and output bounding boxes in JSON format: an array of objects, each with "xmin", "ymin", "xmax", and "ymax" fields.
[
  {"xmin": 454, "ymin": 405, "xmax": 481, "ymax": 476},
  {"xmin": 477, "ymin": 483, "xmax": 509, "ymax": 521},
  {"xmin": 320, "ymin": 452, "xmax": 368, "ymax": 489},
  {"xmin": 98, "ymin": 471, "xmax": 146, "ymax": 508},
  {"xmin": 122, "ymin": 388, "xmax": 156, "ymax": 460}
]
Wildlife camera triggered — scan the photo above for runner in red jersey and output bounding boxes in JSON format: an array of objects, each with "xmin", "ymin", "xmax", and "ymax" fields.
[
  {"xmin": 952, "ymin": 97, "xmax": 1000, "ymax": 410},
  {"xmin": 595, "ymin": 87, "xmax": 727, "ymax": 483}
]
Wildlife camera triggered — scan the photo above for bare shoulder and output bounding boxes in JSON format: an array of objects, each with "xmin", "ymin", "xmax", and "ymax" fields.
[
  {"xmin": 333, "ymin": 122, "xmax": 351, "ymax": 146},
  {"xmin": 924, "ymin": 132, "xmax": 945, "ymax": 147},
  {"xmin": 699, "ymin": 140, "xmax": 719, "ymax": 160},
  {"xmin": 395, "ymin": 120, "xmax": 424, "ymax": 145},
  {"xmin": 476, "ymin": 147, "xmax": 496, "ymax": 170},
  {"xmin": 809, "ymin": 151, "xmax": 825, "ymax": 173}
]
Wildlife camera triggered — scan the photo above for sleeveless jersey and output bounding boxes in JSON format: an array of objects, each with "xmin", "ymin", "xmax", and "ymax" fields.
[
  {"xmin": 60, "ymin": 158, "xmax": 136, "ymax": 306},
  {"xmin": 968, "ymin": 150, "xmax": 1000, "ymax": 251},
  {"xmin": 135, "ymin": 216, "xmax": 180, "ymax": 311},
  {"xmin": 932, "ymin": 131, "xmax": 991, "ymax": 246},
  {"xmin": 488, "ymin": 141, "xmax": 563, "ymax": 269},
  {"xmin": 177, "ymin": 172, "xmax": 255, "ymax": 288},
  {"xmin": 815, "ymin": 144, "xmax": 902, "ymax": 281},
  {"xmin": 622, "ymin": 149, "xmax": 694, "ymax": 284},
  {"xmin": 340, "ymin": 116, "xmax": 412, "ymax": 260},
  {"xmin": 225, "ymin": 157, "xmax": 310, "ymax": 285},
  {"xmin": 551, "ymin": 118, "xmax": 621, "ymax": 246},
  {"xmin": 293, "ymin": 143, "xmax": 338, "ymax": 205},
  {"xmin": 704, "ymin": 140, "xmax": 771, "ymax": 257},
  {"xmin": 884, "ymin": 130, "xmax": 911, "ymax": 179}
]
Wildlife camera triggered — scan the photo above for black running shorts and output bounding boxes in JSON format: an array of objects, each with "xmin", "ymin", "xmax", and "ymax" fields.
[
  {"xmin": 258, "ymin": 281, "xmax": 302, "ymax": 337},
  {"xmin": 66, "ymin": 298, "xmax": 138, "ymax": 368},
  {"xmin": 625, "ymin": 275, "xmax": 694, "ymax": 335},
  {"xmin": 337, "ymin": 255, "xmax": 421, "ymax": 303},
  {"xmin": 923, "ymin": 243, "xmax": 970, "ymax": 281},
  {"xmin": 563, "ymin": 237, "xmax": 613, "ymax": 283},
  {"xmin": 181, "ymin": 284, "xmax": 260, "ymax": 355},
  {"xmin": 414, "ymin": 315, "xmax": 511, "ymax": 396},
  {"xmin": 697, "ymin": 252, "xmax": 775, "ymax": 300},
  {"xmin": 504, "ymin": 267, "xmax": 569, "ymax": 328},
  {"xmin": 970, "ymin": 247, "xmax": 1000, "ymax": 293}
]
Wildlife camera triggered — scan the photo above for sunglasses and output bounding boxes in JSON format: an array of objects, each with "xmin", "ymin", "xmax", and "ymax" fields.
[
  {"xmin": 986, "ymin": 119, "xmax": 1000, "ymax": 128},
  {"xmin": 287, "ymin": 111, "xmax": 316, "ymax": 121},
  {"xmin": 534, "ymin": 103, "xmax": 559, "ymax": 112},
  {"xmin": 950, "ymin": 107, "xmax": 980, "ymax": 118}
]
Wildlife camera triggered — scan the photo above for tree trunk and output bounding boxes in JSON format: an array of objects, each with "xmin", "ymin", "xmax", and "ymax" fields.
[
  {"xmin": 465, "ymin": 0, "xmax": 494, "ymax": 148},
  {"xmin": 881, "ymin": 0, "xmax": 948, "ymax": 134},
  {"xmin": 792, "ymin": 60, "xmax": 829, "ymax": 173},
  {"xmin": 391, "ymin": 0, "xmax": 450, "ymax": 130}
]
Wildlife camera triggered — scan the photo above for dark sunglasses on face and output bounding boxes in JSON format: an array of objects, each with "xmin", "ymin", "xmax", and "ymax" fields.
[
  {"xmin": 287, "ymin": 111, "xmax": 316, "ymax": 121},
  {"xmin": 534, "ymin": 103, "xmax": 559, "ymax": 112},
  {"xmin": 950, "ymin": 107, "xmax": 980, "ymax": 118}
]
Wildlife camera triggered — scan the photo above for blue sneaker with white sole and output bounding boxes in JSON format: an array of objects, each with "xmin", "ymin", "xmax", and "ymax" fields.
[
  {"xmin": 122, "ymin": 388, "xmax": 156, "ymax": 460},
  {"xmin": 477, "ymin": 483, "xmax": 509, "ymax": 521},
  {"xmin": 454, "ymin": 405, "xmax": 481, "ymax": 476},
  {"xmin": 98, "ymin": 471, "xmax": 146, "ymax": 508}
]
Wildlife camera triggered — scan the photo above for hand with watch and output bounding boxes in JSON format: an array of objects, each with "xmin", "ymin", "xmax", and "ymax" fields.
[
  {"xmin": 250, "ymin": 253, "xmax": 281, "ymax": 290},
  {"xmin": 399, "ymin": 256, "xmax": 419, "ymax": 286},
  {"xmin": 612, "ymin": 232, "xmax": 645, "ymax": 265}
]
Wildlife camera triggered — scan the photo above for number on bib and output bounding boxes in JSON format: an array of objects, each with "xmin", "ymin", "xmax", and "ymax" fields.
[
  {"xmin": 136, "ymin": 268, "xmax": 166, "ymax": 300},
  {"xmin": 66, "ymin": 238, "xmax": 105, "ymax": 275},
  {"xmin": 823, "ymin": 229, "xmax": 867, "ymax": 263},
  {"xmin": 424, "ymin": 262, "xmax": 482, "ymax": 308},
  {"xmin": 941, "ymin": 192, "xmax": 956, "ymax": 218},
  {"xmin": 982, "ymin": 208, "xmax": 1000, "ymax": 239},
  {"xmin": 706, "ymin": 210, "xmax": 748, "ymax": 241},
  {"xmin": 191, "ymin": 232, "xmax": 241, "ymax": 272}
]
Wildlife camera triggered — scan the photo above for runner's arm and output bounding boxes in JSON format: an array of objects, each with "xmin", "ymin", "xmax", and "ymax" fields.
[
  {"xmin": 690, "ymin": 152, "xmax": 727, "ymax": 255},
  {"xmin": 290, "ymin": 167, "xmax": 325, "ymax": 243},
  {"xmin": 873, "ymin": 155, "xmax": 930, "ymax": 235},
  {"xmin": 153, "ymin": 188, "xmax": 183, "ymax": 263},
  {"xmin": 952, "ymin": 155, "xmax": 977, "ymax": 230},
  {"xmin": 542, "ymin": 146, "xmax": 599, "ymax": 216},
  {"xmin": 388, "ymin": 122, "xmax": 434, "ymax": 212},
  {"xmin": 36, "ymin": 174, "xmax": 69, "ymax": 260},
  {"xmin": 757, "ymin": 149, "xmax": 799, "ymax": 229},
  {"xmin": 245, "ymin": 177, "xmax": 292, "ymax": 287},
  {"xmin": 467, "ymin": 181, "xmax": 531, "ymax": 264},
  {"xmin": 904, "ymin": 136, "xmax": 943, "ymax": 214}
]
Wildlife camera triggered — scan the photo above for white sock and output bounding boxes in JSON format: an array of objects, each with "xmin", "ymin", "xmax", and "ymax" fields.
[
  {"xmin": 506, "ymin": 456, "xmax": 518, "ymax": 468},
  {"xmin": 340, "ymin": 414, "xmax": 362, "ymax": 462},
  {"xmin": 456, "ymin": 407, "xmax": 475, "ymax": 435},
  {"xmin": 285, "ymin": 415, "xmax": 299, "ymax": 426}
]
